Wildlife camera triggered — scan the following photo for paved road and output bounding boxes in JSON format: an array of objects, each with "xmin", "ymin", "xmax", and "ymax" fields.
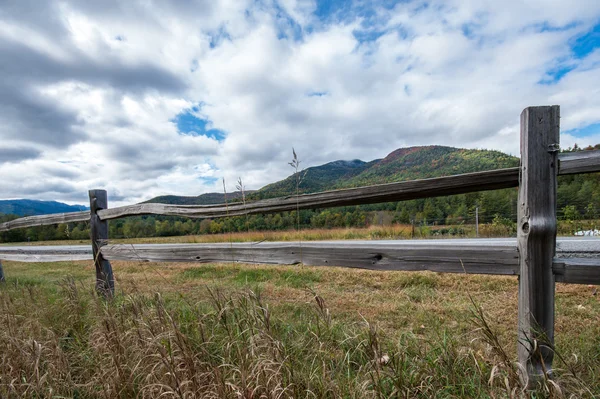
[{"xmin": 0, "ymin": 237, "xmax": 599, "ymax": 262}]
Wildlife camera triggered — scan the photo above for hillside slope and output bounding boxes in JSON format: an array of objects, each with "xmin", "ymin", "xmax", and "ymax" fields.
[
  {"xmin": 252, "ymin": 159, "xmax": 377, "ymax": 199},
  {"xmin": 342, "ymin": 146, "xmax": 519, "ymax": 188},
  {"xmin": 254, "ymin": 146, "xmax": 519, "ymax": 199},
  {"xmin": 145, "ymin": 191, "xmax": 252, "ymax": 205},
  {"xmin": 0, "ymin": 199, "xmax": 88, "ymax": 216},
  {"xmin": 140, "ymin": 145, "xmax": 520, "ymax": 204}
]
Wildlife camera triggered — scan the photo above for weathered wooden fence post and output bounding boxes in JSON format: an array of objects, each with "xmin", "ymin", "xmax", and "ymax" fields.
[
  {"xmin": 89, "ymin": 189, "xmax": 114, "ymax": 298},
  {"xmin": 0, "ymin": 259, "xmax": 5, "ymax": 283},
  {"xmin": 517, "ymin": 105, "xmax": 560, "ymax": 385}
]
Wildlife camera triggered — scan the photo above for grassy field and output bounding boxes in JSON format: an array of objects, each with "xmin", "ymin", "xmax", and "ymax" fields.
[{"xmin": 1, "ymin": 258, "xmax": 598, "ymax": 398}]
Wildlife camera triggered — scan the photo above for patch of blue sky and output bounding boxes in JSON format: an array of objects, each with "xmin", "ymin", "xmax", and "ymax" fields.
[
  {"xmin": 314, "ymin": 0, "xmax": 349, "ymax": 21},
  {"xmin": 208, "ymin": 25, "xmax": 231, "ymax": 49},
  {"xmin": 538, "ymin": 22, "xmax": 600, "ymax": 85},
  {"xmin": 271, "ymin": 1, "xmax": 304, "ymax": 41},
  {"xmin": 461, "ymin": 23, "xmax": 476, "ymax": 39},
  {"xmin": 526, "ymin": 21, "xmax": 579, "ymax": 34},
  {"xmin": 199, "ymin": 176, "xmax": 219, "ymax": 184},
  {"xmin": 173, "ymin": 110, "xmax": 226, "ymax": 141},
  {"xmin": 461, "ymin": 18, "xmax": 488, "ymax": 43},
  {"xmin": 276, "ymin": 19, "xmax": 303, "ymax": 41},
  {"xmin": 538, "ymin": 64, "xmax": 576, "ymax": 85},
  {"xmin": 314, "ymin": 0, "xmax": 399, "ymax": 26},
  {"xmin": 571, "ymin": 22, "xmax": 600, "ymax": 59},
  {"xmin": 353, "ymin": 29, "xmax": 386, "ymax": 43},
  {"xmin": 565, "ymin": 123, "xmax": 600, "ymax": 139}
]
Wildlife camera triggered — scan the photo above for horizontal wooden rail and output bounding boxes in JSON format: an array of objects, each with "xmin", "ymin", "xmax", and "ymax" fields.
[
  {"xmin": 0, "ymin": 253, "xmax": 92, "ymax": 262},
  {"xmin": 558, "ymin": 149, "xmax": 600, "ymax": 175},
  {"xmin": 99, "ymin": 167, "xmax": 521, "ymax": 220},
  {"xmin": 1, "ymin": 150, "xmax": 599, "ymax": 233},
  {"xmin": 93, "ymin": 150, "xmax": 600, "ymax": 221},
  {"xmin": 0, "ymin": 245, "xmax": 91, "ymax": 262},
  {"xmin": 100, "ymin": 241, "xmax": 521, "ymax": 275},
  {"xmin": 99, "ymin": 243, "xmax": 600, "ymax": 285},
  {"xmin": 1, "ymin": 241, "xmax": 598, "ymax": 284},
  {"xmin": 0, "ymin": 211, "xmax": 89, "ymax": 232},
  {"xmin": 98, "ymin": 245, "xmax": 596, "ymax": 284},
  {"xmin": 553, "ymin": 257, "xmax": 600, "ymax": 285}
]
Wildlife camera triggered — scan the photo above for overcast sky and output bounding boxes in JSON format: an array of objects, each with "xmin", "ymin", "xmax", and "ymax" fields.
[{"xmin": 1, "ymin": 0, "xmax": 600, "ymax": 206}]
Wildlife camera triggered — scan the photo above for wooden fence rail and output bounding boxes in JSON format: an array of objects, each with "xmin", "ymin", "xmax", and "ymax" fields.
[
  {"xmin": 1, "ymin": 242, "xmax": 599, "ymax": 284},
  {"xmin": 1, "ymin": 105, "xmax": 600, "ymax": 387},
  {"xmin": 0, "ymin": 211, "xmax": 89, "ymax": 232}
]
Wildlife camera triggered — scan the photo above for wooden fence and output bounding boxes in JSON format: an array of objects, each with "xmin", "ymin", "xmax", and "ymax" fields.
[{"xmin": 1, "ymin": 105, "xmax": 600, "ymax": 386}]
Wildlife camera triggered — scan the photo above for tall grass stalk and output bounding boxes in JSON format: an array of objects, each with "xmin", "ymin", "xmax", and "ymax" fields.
[
  {"xmin": 289, "ymin": 148, "xmax": 306, "ymax": 265},
  {"xmin": 236, "ymin": 177, "xmax": 258, "ymax": 266},
  {"xmin": 236, "ymin": 177, "xmax": 250, "ymax": 235},
  {"xmin": 223, "ymin": 178, "xmax": 235, "ymax": 266}
]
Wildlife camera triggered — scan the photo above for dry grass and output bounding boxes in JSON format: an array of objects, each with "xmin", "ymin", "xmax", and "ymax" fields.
[
  {"xmin": 0, "ymin": 224, "xmax": 461, "ymax": 247},
  {"xmin": 1, "ymin": 259, "xmax": 598, "ymax": 398}
]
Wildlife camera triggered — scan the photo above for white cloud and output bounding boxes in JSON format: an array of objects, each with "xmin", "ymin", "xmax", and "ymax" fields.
[{"xmin": 1, "ymin": 0, "xmax": 600, "ymax": 205}]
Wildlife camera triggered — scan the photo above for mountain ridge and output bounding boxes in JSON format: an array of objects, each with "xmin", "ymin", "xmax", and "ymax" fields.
[
  {"xmin": 131, "ymin": 145, "xmax": 521, "ymax": 205},
  {"xmin": 144, "ymin": 191, "xmax": 253, "ymax": 206},
  {"xmin": 0, "ymin": 199, "xmax": 88, "ymax": 217},
  {"xmin": 251, "ymin": 145, "xmax": 519, "ymax": 200}
]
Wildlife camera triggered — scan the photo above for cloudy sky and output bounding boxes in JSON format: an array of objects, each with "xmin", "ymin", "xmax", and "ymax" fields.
[{"xmin": 1, "ymin": 0, "xmax": 600, "ymax": 206}]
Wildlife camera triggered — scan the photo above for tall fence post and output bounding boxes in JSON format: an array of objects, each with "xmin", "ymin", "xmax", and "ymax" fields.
[
  {"xmin": 89, "ymin": 189, "xmax": 114, "ymax": 298},
  {"xmin": 517, "ymin": 105, "xmax": 560, "ymax": 386},
  {"xmin": 0, "ymin": 260, "xmax": 5, "ymax": 283}
]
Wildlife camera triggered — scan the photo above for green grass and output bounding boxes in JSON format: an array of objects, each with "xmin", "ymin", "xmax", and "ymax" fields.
[
  {"xmin": 0, "ymin": 260, "xmax": 598, "ymax": 398},
  {"xmin": 181, "ymin": 265, "xmax": 322, "ymax": 289}
]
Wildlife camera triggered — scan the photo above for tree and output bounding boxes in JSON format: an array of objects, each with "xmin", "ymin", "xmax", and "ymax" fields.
[{"xmin": 561, "ymin": 205, "xmax": 581, "ymax": 221}]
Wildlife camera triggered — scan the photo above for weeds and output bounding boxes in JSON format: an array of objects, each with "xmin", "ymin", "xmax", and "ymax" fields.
[
  {"xmin": 223, "ymin": 178, "xmax": 235, "ymax": 267},
  {"xmin": 289, "ymin": 148, "xmax": 307, "ymax": 265},
  {"xmin": 236, "ymin": 177, "xmax": 250, "ymax": 235},
  {"xmin": 469, "ymin": 295, "xmax": 596, "ymax": 398},
  {"xmin": 0, "ymin": 265, "xmax": 598, "ymax": 398},
  {"xmin": 288, "ymin": 147, "xmax": 305, "ymax": 232}
]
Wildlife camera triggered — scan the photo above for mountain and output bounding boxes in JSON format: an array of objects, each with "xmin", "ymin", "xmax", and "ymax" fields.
[
  {"xmin": 145, "ymin": 191, "xmax": 253, "ymax": 205},
  {"xmin": 253, "ymin": 146, "xmax": 519, "ymax": 199},
  {"xmin": 0, "ymin": 199, "xmax": 88, "ymax": 217},
  {"xmin": 340, "ymin": 146, "xmax": 519, "ymax": 188},
  {"xmin": 139, "ymin": 145, "xmax": 520, "ymax": 204},
  {"xmin": 252, "ymin": 159, "xmax": 378, "ymax": 199}
]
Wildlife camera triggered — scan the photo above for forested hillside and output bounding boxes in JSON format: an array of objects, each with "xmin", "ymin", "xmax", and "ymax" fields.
[
  {"xmin": 341, "ymin": 146, "xmax": 518, "ymax": 187},
  {"xmin": 252, "ymin": 159, "xmax": 376, "ymax": 199},
  {"xmin": 145, "ymin": 191, "xmax": 251, "ymax": 205},
  {"xmin": 252, "ymin": 146, "xmax": 518, "ymax": 199},
  {"xmin": 0, "ymin": 200, "xmax": 87, "ymax": 216}
]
